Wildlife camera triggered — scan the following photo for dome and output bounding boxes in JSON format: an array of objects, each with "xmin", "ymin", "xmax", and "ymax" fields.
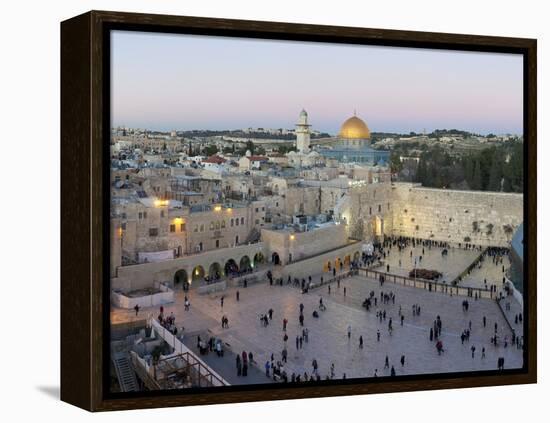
[{"xmin": 339, "ymin": 115, "xmax": 370, "ymax": 139}]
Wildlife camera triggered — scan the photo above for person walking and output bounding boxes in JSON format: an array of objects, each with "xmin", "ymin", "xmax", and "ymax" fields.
[
  {"xmin": 134, "ymin": 304, "xmax": 140, "ymax": 316},
  {"xmin": 347, "ymin": 325, "xmax": 352, "ymax": 340},
  {"xmin": 236, "ymin": 354, "xmax": 242, "ymax": 376},
  {"xmin": 220, "ymin": 296, "xmax": 224, "ymax": 309},
  {"xmin": 359, "ymin": 335, "xmax": 363, "ymax": 349},
  {"xmin": 236, "ymin": 290, "xmax": 240, "ymax": 302},
  {"xmin": 283, "ymin": 318, "xmax": 288, "ymax": 331},
  {"xmin": 400, "ymin": 355, "xmax": 405, "ymax": 366}
]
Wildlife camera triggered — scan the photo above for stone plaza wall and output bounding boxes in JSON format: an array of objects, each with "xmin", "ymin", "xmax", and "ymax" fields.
[
  {"xmin": 273, "ymin": 241, "xmax": 362, "ymax": 281},
  {"xmin": 111, "ymin": 242, "xmax": 268, "ymax": 292},
  {"xmin": 261, "ymin": 224, "xmax": 349, "ymax": 265},
  {"xmin": 390, "ymin": 183, "xmax": 523, "ymax": 247}
]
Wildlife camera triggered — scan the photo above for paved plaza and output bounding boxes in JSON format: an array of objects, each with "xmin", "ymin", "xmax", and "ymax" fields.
[
  {"xmin": 378, "ymin": 243, "xmax": 481, "ymax": 282},
  {"xmin": 112, "ymin": 270, "xmax": 523, "ymax": 384}
]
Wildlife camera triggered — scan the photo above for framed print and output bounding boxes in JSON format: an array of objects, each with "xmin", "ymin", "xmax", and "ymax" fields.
[{"xmin": 60, "ymin": 10, "xmax": 536, "ymax": 411}]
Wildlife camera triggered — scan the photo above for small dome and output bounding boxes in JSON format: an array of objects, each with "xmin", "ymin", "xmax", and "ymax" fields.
[{"xmin": 339, "ymin": 115, "xmax": 370, "ymax": 139}]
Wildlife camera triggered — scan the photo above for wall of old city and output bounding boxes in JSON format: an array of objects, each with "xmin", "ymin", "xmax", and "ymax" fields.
[{"xmin": 390, "ymin": 183, "xmax": 523, "ymax": 246}]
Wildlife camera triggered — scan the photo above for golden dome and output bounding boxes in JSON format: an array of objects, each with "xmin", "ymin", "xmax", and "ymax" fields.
[{"xmin": 339, "ymin": 115, "xmax": 370, "ymax": 139}]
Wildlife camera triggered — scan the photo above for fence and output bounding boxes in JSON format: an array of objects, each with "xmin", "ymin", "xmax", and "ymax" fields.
[
  {"xmin": 149, "ymin": 317, "xmax": 229, "ymax": 387},
  {"xmin": 358, "ymin": 268, "xmax": 494, "ymax": 299}
]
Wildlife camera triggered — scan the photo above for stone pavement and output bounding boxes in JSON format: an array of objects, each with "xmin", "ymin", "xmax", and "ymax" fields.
[
  {"xmin": 460, "ymin": 254, "xmax": 510, "ymax": 289},
  {"xmin": 112, "ymin": 273, "xmax": 523, "ymax": 384},
  {"xmin": 379, "ymin": 244, "xmax": 480, "ymax": 283}
]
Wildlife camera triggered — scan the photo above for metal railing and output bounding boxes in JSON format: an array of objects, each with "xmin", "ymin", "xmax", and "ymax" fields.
[{"xmin": 358, "ymin": 268, "xmax": 494, "ymax": 299}]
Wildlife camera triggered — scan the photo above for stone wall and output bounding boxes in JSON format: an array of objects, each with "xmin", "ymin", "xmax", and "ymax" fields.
[
  {"xmin": 261, "ymin": 224, "xmax": 349, "ymax": 265},
  {"xmin": 390, "ymin": 183, "xmax": 523, "ymax": 247}
]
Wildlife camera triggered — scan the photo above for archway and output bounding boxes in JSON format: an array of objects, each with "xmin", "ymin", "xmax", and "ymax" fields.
[
  {"xmin": 344, "ymin": 255, "xmax": 351, "ymax": 267},
  {"xmin": 353, "ymin": 251, "xmax": 360, "ymax": 262},
  {"xmin": 240, "ymin": 255, "xmax": 252, "ymax": 272},
  {"xmin": 323, "ymin": 261, "xmax": 331, "ymax": 272},
  {"xmin": 174, "ymin": 269, "xmax": 189, "ymax": 290},
  {"xmin": 208, "ymin": 262, "xmax": 222, "ymax": 280},
  {"xmin": 192, "ymin": 265, "xmax": 205, "ymax": 283},
  {"xmin": 335, "ymin": 258, "xmax": 342, "ymax": 270},
  {"xmin": 225, "ymin": 259, "xmax": 238, "ymax": 276},
  {"xmin": 271, "ymin": 252, "xmax": 280, "ymax": 265},
  {"xmin": 253, "ymin": 252, "xmax": 265, "ymax": 267}
]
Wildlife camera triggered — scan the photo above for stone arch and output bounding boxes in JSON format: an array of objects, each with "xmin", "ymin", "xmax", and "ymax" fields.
[
  {"xmin": 192, "ymin": 265, "xmax": 205, "ymax": 282},
  {"xmin": 323, "ymin": 260, "xmax": 331, "ymax": 272},
  {"xmin": 344, "ymin": 255, "xmax": 351, "ymax": 266},
  {"xmin": 240, "ymin": 255, "xmax": 252, "ymax": 272},
  {"xmin": 335, "ymin": 257, "xmax": 342, "ymax": 269},
  {"xmin": 225, "ymin": 259, "xmax": 238, "ymax": 276},
  {"xmin": 208, "ymin": 262, "xmax": 223, "ymax": 280},
  {"xmin": 174, "ymin": 269, "xmax": 189, "ymax": 290},
  {"xmin": 271, "ymin": 252, "xmax": 281, "ymax": 265},
  {"xmin": 253, "ymin": 252, "xmax": 265, "ymax": 267},
  {"xmin": 353, "ymin": 251, "xmax": 360, "ymax": 262}
]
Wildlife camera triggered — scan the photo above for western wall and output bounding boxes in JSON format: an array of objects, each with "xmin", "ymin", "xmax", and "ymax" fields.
[{"xmin": 349, "ymin": 182, "xmax": 523, "ymax": 247}]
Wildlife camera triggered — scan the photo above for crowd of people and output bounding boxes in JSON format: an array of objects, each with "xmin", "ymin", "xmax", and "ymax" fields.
[{"xmin": 136, "ymin": 234, "xmax": 523, "ymax": 384}]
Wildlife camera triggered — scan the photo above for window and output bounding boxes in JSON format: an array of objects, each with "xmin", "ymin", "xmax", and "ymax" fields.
[
  {"xmin": 143, "ymin": 212, "xmax": 147, "ymax": 219},
  {"xmin": 255, "ymin": 208, "xmax": 259, "ymax": 212},
  {"xmin": 276, "ymin": 202, "xmax": 279, "ymax": 207},
  {"xmin": 121, "ymin": 223, "xmax": 126, "ymax": 230},
  {"xmin": 262, "ymin": 207, "xmax": 265, "ymax": 211},
  {"xmin": 170, "ymin": 224, "xmax": 176, "ymax": 233},
  {"xmin": 235, "ymin": 235, "xmax": 239, "ymax": 244},
  {"xmin": 369, "ymin": 207, "xmax": 372, "ymax": 215},
  {"xmin": 194, "ymin": 225, "xmax": 198, "ymax": 232},
  {"xmin": 221, "ymin": 221, "xmax": 226, "ymax": 229},
  {"xmin": 215, "ymin": 240, "xmax": 220, "ymax": 248},
  {"xmin": 378, "ymin": 204, "xmax": 381, "ymax": 213},
  {"xmin": 180, "ymin": 223, "xmax": 186, "ymax": 232},
  {"xmin": 200, "ymin": 224, "xmax": 204, "ymax": 232},
  {"xmin": 241, "ymin": 217, "xmax": 244, "ymax": 225},
  {"xmin": 230, "ymin": 218, "xmax": 234, "ymax": 227},
  {"xmin": 255, "ymin": 219, "xmax": 260, "ymax": 224},
  {"xmin": 161, "ymin": 210, "xmax": 165, "ymax": 218},
  {"xmin": 199, "ymin": 242, "xmax": 203, "ymax": 251},
  {"xmin": 121, "ymin": 212, "xmax": 127, "ymax": 219},
  {"xmin": 138, "ymin": 212, "xmax": 143, "ymax": 219},
  {"xmin": 236, "ymin": 219, "xmax": 239, "ymax": 226},
  {"xmin": 210, "ymin": 221, "xmax": 214, "ymax": 230},
  {"xmin": 215, "ymin": 221, "xmax": 220, "ymax": 230},
  {"xmin": 149, "ymin": 228, "xmax": 159, "ymax": 237}
]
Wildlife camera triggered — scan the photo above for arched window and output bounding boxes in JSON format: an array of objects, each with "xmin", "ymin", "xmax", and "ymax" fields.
[
  {"xmin": 230, "ymin": 218, "xmax": 234, "ymax": 227},
  {"xmin": 221, "ymin": 220, "xmax": 226, "ymax": 228}
]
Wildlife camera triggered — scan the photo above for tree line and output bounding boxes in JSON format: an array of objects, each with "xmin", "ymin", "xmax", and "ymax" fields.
[{"xmin": 391, "ymin": 141, "xmax": 523, "ymax": 193}]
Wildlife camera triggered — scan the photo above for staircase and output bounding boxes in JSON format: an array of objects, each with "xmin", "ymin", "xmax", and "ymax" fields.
[{"xmin": 112, "ymin": 351, "xmax": 139, "ymax": 392}]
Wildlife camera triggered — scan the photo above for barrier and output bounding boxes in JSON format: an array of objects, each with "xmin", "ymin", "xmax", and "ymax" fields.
[
  {"xmin": 148, "ymin": 317, "xmax": 229, "ymax": 387},
  {"xmin": 359, "ymin": 268, "xmax": 493, "ymax": 299}
]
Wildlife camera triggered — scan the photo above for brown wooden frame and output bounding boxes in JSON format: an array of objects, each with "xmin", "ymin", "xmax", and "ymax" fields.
[{"xmin": 61, "ymin": 10, "xmax": 537, "ymax": 411}]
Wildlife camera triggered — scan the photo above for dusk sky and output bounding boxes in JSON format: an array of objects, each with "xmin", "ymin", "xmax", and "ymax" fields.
[{"xmin": 111, "ymin": 31, "xmax": 523, "ymax": 135}]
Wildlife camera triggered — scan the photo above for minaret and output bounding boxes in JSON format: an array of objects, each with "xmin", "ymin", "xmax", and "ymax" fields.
[{"xmin": 295, "ymin": 109, "xmax": 311, "ymax": 153}]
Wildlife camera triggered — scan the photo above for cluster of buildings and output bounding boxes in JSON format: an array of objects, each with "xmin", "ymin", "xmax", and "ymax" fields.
[{"xmin": 110, "ymin": 110, "xmax": 523, "ymax": 296}]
